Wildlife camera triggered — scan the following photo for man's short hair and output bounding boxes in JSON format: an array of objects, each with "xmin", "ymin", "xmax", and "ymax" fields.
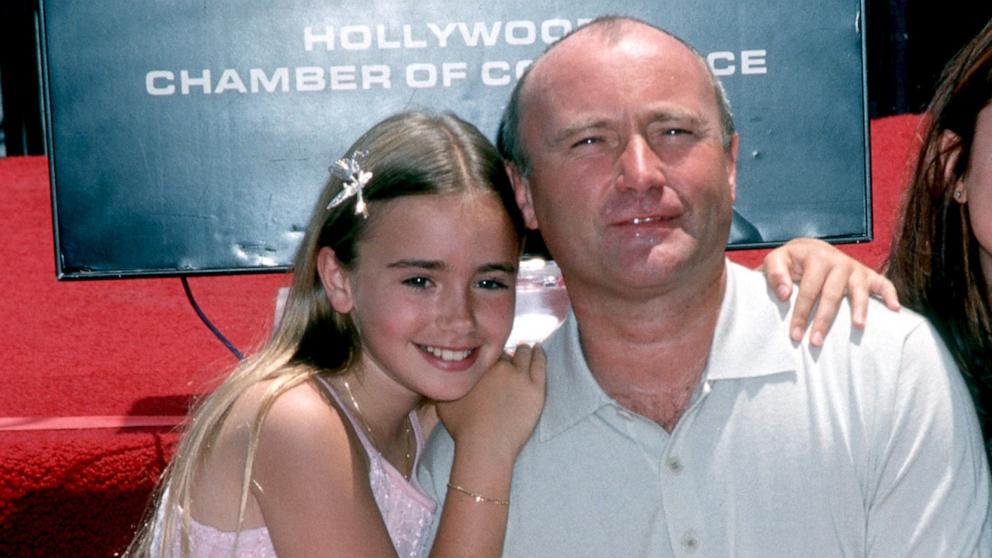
[{"xmin": 496, "ymin": 16, "xmax": 736, "ymax": 177}]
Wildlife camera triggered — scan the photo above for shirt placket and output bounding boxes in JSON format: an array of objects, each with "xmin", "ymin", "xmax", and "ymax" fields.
[{"xmin": 660, "ymin": 380, "xmax": 713, "ymax": 556}]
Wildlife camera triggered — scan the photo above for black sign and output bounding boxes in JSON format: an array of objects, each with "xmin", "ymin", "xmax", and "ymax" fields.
[{"xmin": 41, "ymin": 0, "xmax": 869, "ymax": 278}]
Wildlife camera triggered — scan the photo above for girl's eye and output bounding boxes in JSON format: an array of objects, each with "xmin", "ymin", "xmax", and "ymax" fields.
[
  {"xmin": 476, "ymin": 278, "xmax": 510, "ymax": 290},
  {"xmin": 402, "ymin": 276, "xmax": 433, "ymax": 289}
]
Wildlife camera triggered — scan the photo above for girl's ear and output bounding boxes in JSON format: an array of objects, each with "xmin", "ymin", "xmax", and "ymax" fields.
[
  {"xmin": 938, "ymin": 130, "xmax": 968, "ymax": 203},
  {"xmin": 317, "ymin": 247, "xmax": 354, "ymax": 314}
]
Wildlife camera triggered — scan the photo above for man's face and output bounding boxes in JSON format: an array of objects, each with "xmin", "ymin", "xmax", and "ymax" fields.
[{"xmin": 512, "ymin": 25, "xmax": 738, "ymax": 298}]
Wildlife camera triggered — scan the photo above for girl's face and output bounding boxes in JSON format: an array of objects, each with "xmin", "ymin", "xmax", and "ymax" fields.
[
  {"xmin": 961, "ymin": 104, "xmax": 992, "ymax": 285},
  {"xmin": 326, "ymin": 192, "xmax": 519, "ymax": 402}
]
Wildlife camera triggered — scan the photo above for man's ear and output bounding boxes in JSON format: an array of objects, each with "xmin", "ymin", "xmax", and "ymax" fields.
[
  {"xmin": 938, "ymin": 130, "xmax": 967, "ymax": 202},
  {"xmin": 506, "ymin": 162, "xmax": 540, "ymax": 230},
  {"xmin": 726, "ymin": 133, "xmax": 740, "ymax": 203},
  {"xmin": 316, "ymin": 247, "xmax": 354, "ymax": 314}
]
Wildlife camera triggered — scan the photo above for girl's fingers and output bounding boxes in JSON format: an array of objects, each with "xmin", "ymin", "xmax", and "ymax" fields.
[
  {"xmin": 511, "ymin": 343, "xmax": 533, "ymax": 370},
  {"xmin": 789, "ymin": 260, "xmax": 829, "ymax": 342},
  {"xmin": 872, "ymin": 274, "xmax": 901, "ymax": 311},
  {"xmin": 530, "ymin": 345, "xmax": 547, "ymax": 385},
  {"xmin": 761, "ymin": 250, "xmax": 797, "ymax": 301},
  {"xmin": 805, "ymin": 266, "xmax": 850, "ymax": 347},
  {"xmin": 845, "ymin": 271, "xmax": 871, "ymax": 329}
]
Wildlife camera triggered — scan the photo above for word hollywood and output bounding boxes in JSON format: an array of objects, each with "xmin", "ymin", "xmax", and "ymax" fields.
[{"xmin": 301, "ymin": 18, "xmax": 594, "ymax": 50}]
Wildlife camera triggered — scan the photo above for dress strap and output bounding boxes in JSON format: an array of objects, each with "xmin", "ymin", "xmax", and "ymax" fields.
[
  {"xmin": 312, "ymin": 375, "xmax": 379, "ymax": 459},
  {"xmin": 409, "ymin": 407, "xmax": 425, "ymax": 471},
  {"xmin": 312, "ymin": 375, "xmax": 425, "ymax": 479}
]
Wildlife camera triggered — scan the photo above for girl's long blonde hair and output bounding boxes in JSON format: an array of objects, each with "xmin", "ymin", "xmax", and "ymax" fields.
[{"xmin": 126, "ymin": 110, "xmax": 522, "ymax": 557}]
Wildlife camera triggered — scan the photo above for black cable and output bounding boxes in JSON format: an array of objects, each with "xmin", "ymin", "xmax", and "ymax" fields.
[{"xmin": 180, "ymin": 276, "xmax": 245, "ymax": 361}]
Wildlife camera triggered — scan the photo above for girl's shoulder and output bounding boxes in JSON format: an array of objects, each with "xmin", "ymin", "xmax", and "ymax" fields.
[
  {"xmin": 190, "ymin": 375, "xmax": 360, "ymax": 530},
  {"xmin": 200, "ymin": 375, "xmax": 361, "ymax": 488},
  {"xmin": 221, "ymin": 375, "xmax": 372, "ymax": 505},
  {"xmin": 228, "ymin": 376, "xmax": 354, "ymax": 452}
]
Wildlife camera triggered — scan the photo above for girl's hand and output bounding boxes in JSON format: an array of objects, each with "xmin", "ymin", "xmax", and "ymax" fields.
[
  {"xmin": 436, "ymin": 344, "xmax": 546, "ymax": 464},
  {"xmin": 761, "ymin": 238, "xmax": 900, "ymax": 347}
]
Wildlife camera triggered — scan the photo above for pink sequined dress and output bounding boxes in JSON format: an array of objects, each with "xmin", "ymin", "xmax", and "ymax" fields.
[{"xmin": 152, "ymin": 376, "xmax": 437, "ymax": 557}]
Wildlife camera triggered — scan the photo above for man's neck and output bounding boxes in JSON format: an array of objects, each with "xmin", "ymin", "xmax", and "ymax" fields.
[{"xmin": 569, "ymin": 262, "xmax": 727, "ymax": 431}]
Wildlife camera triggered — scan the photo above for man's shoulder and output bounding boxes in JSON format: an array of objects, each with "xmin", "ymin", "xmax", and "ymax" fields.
[
  {"xmin": 420, "ymin": 419, "xmax": 456, "ymax": 472},
  {"xmin": 727, "ymin": 261, "xmax": 935, "ymax": 344}
]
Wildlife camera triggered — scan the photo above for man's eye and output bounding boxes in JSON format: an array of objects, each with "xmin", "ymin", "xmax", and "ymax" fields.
[{"xmin": 572, "ymin": 137, "xmax": 602, "ymax": 148}]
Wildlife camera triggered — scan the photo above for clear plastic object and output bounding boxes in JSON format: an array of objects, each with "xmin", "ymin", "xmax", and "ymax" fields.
[{"xmin": 505, "ymin": 258, "xmax": 570, "ymax": 350}]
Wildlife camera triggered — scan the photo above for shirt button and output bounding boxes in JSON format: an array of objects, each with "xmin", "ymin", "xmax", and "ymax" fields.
[
  {"xmin": 667, "ymin": 457, "xmax": 683, "ymax": 474},
  {"xmin": 681, "ymin": 530, "xmax": 700, "ymax": 553}
]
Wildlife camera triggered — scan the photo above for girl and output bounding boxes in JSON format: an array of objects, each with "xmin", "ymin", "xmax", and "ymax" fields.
[
  {"xmin": 127, "ymin": 111, "xmax": 546, "ymax": 557},
  {"xmin": 777, "ymin": 20, "xmax": 992, "ymax": 456},
  {"xmin": 885, "ymin": 19, "xmax": 992, "ymax": 454}
]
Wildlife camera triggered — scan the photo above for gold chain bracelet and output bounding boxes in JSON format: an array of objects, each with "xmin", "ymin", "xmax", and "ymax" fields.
[{"xmin": 447, "ymin": 482, "xmax": 510, "ymax": 505}]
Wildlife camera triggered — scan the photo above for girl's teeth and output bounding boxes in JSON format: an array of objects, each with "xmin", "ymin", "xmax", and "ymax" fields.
[{"xmin": 425, "ymin": 346, "xmax": 471, "ymax": 361}]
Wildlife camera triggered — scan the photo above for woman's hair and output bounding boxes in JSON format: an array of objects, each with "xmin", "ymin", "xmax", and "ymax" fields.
[
  {"xmin": 885, "ymin": 20, "xmax": 992, "ymax": 449},
  {"xmin": 127, "ymin": 110, "xmax": 522, "ymax": 556}
]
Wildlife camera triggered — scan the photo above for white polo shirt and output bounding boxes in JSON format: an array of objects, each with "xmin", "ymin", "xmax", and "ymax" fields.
[{"xmin": 419, "ymin": 261, "xmax": 991, "ymax": 557}]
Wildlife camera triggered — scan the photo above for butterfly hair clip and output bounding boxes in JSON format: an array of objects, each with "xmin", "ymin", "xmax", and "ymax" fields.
[{"xmin": 327, "ymin": 150, "xmax": 373, "ymax": 218}]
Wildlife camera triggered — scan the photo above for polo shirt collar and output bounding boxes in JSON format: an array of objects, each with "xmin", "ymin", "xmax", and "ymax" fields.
[
  {"xmin": 538, "ymin": 309, "xmax": 613, "ymax": 442},
  {"xmin": 538, "ymin": 260, "xmax": 799, "ymax": 442},
  {"xmin": 703, "ymin": 260, "xmax": 798, "ymax": 380}
]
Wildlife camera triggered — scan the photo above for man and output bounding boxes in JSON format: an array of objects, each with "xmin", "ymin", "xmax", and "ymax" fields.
[{"xmin": 420, "ymin": 17, "xmax": 991, "ymax": 556}]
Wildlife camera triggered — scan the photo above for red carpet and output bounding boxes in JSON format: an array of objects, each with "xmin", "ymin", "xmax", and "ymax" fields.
[{"xmin": 0, "ymin": 115, "xmax": 921, "ymax": 557}]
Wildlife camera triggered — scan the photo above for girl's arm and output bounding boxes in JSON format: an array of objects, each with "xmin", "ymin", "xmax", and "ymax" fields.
[
  {"xmin": 428, "ymin": 345, "xmax": 547, "ymax": 558},
  {"xmin": 761, "ymin": 238, "xmax": 900, "ymax": 346},
  {"xmin": 252, "ymin": 381, "xmax": 400, "ymax": 557}
]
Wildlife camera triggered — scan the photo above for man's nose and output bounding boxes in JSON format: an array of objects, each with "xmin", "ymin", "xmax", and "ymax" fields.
[{"xmin": 616, "ymin": 135, "xmax": 665, "ymax": 192}]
